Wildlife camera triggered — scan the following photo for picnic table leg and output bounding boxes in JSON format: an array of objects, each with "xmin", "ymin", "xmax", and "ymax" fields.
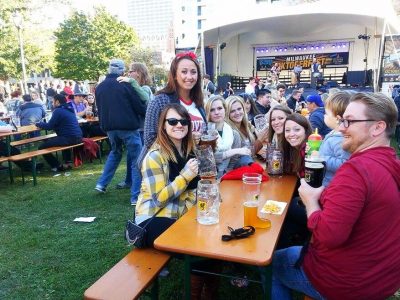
[
  {"xmin": 6, "ymin": 136, "xmax": 14, "ymax": 183},
  {"xmin": 150, "ymin": 277, "xmax": 159, "ymax": 300},
  {"xmin": 260, "ymin": 265, "xmax": 272, "ymax": 300},
  {"xmin": 184, "ymin": 255, "xmax": 191, "ymax": 300},
  {"xmin": 8, "ymin": 160, "xmax": 14, "ymax": 183},
  {"xmin": 32, "ymin": 157, "xmax": 37, "ymax": 186}
]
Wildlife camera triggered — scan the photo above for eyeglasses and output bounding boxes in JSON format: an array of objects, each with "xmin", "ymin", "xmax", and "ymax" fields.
[
  {"xmin": 165, "ymin": 118, "xmax": 190, "ymax": 126},
  {"xmin": 337, "ymin": 118, "xmax": 377, "ymax": 128}
]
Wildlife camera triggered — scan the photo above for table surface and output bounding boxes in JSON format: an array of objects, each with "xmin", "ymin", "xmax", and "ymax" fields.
[
  {"xmin": 154, "ymin": 175, "xmax": 298, "ymax": 266},
  {"xmin": 0, "ymin": 124, "xmax": 39, "ymax": 138}
]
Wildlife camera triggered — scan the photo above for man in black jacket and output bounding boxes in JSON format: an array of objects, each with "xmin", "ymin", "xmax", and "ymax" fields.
[{"xmin": 94, "ymin": 59, "xmax": 147, "ymax": 205}]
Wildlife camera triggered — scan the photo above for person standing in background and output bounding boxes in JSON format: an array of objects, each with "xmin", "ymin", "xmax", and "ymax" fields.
[
  {"xmin": 310, "ymin": 57, "xmax": 321, "ymax": 89},
  {"xmin": 203, "ymin": 74, "xmax": 216, "ymax": 101},
  {"xmin": 94, "ymin": 59, "xmax": 147, "ymax": 206},
  {"xmin": 116, "ymin": 62, "xmax": 153, "ymax": 190}
]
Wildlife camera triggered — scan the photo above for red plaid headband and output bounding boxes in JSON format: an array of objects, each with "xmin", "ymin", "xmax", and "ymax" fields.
[{"xmin": 175, "ymin": 51, "xmax": 197, "ymax": 60}]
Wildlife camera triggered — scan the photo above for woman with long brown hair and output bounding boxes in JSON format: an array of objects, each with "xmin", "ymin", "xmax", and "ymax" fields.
[
  {"xmin": 135, "ymin": 103, "xmax": 199, "ymax": 245},
  {"xmin": 141, "ymin": 52, "xmax": 206, "ymax": 164},
  {"xmin": 282, "ymin": 113, "xmax": 313, "ymax": 177}
]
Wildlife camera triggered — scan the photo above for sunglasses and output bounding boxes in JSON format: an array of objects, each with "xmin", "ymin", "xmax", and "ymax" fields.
[{"xmin": 165, "ymin": 118, "xmax": 190, "ymax": 126}]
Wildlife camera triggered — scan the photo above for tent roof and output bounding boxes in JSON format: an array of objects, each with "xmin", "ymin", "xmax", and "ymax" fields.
[{"xmin": 203, "ymin": 0, "xmax": 400, "ymax": 46}]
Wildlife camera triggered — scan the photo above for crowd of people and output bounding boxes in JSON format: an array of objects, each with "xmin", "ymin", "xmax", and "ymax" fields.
[{"xmin": 1, "ymin": 51, "xmax": 399, "ymax": 299}]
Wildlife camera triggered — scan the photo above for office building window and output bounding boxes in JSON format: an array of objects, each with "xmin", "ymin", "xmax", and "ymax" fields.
[
  {"xmin": 197, "ymin": 20, "xmax": 202, "ymax": 29},
  {"xmin": 182, "ymin": 6, "xmax": 185, "ymax": 11},
  {"xmin": 197, "ymin": 6, "xmax": 202, "ymax": 15},
  {"xmin": 182, "ymin": 33, "xmax": 185, "ymax": 39}
]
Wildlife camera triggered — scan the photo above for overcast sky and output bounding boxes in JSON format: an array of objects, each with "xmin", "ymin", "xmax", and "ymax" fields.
[{"xmin": 69, "ymin": 0, "xmax": 128, "ymax": 22}]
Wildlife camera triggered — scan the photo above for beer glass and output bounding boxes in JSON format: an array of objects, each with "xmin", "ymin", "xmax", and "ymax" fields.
[
  {"xmin": 196, "ymin": 179, "xmax": 220, "ymax": 225},
  {"xmin": 242, "ymin": 173, "xmax": 270, "ymax": 229},
  {"xmin": 254, "ymin": 114, "xmax": 268, "ymax": 132},
  {"xmin": 194, "ymin": 145, "xmax": 217, "ymax": 179}
]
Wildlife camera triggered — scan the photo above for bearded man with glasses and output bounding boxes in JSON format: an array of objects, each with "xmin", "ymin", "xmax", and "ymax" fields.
[{"xmin": 272, "ymin": 92, "xmax": 400, "ymax": 300}]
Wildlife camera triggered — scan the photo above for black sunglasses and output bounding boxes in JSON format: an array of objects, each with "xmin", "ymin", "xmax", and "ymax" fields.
[{"xmin": 165, "ymin": 118, "xmax": 190, "ymax": 126}]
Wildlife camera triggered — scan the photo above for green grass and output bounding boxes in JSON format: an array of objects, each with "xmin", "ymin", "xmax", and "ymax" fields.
[
  {"xmin": 0, "ymin": 156, "xmax": 264, "ymax": 300},
  {"xmin": 1, "ymin": 149, "xmax": 399, "ymax": 300}
]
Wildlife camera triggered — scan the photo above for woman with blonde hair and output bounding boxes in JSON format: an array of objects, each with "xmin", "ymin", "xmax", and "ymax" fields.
[
  {"xmin": 205, "ymin": 96, "xmax": 250, "ymax": 178},
  {"xmin": 225, "ymin": 95, "xmax": 267, "ymax": 166}
]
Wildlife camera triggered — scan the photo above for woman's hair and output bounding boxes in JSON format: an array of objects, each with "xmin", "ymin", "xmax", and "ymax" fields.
[
  {"xmin": 11, "ymin": 90, "xmax": 21, "ymax": 98},
  {"xmin": 130, "ymin": 62, "xmax": 152, "ymax": 86},
  {"xmin": 239, "ymin": 93, "xmax": 260, "ymax": 116},
  {"xmin": 205, "ymin": 95, "xmax": 226, "ymax": 122},
  {"xmin": 158, "ymin": 53, "xmax": 204, "ymax": 108},
  {"xmin": 282, "ymin": 113, "xmax": 312, "ymax": 174},
  {"xmin": 155, "ymin": 103, "xmax": 194, "ymax": 162},
  {"xmin": 267, "ymin": 105, "xmax": 292, "ymax": 145},
  {"xmin": 54, "ymin": 93, "xmax": 67, "ymax": 104},
  {"xmin": 324, "ymin": 91, "xmax": 352, "ymax": 117},
  {"xmin": 225, "ymin": 95, "xmax": 254, "ymax": 142}
]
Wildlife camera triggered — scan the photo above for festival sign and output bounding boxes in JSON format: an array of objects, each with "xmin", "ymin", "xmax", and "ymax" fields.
[
  {"xmin": 256, "ymin": 52, "xmax": 349, "ymax": 71},
  {"xmin": 382, "ymin": 36, "xmax": 400, "ymax": 82}
]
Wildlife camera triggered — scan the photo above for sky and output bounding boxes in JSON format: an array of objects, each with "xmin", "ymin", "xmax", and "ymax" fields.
[{"xmin": 68, "ymin": 0, "xmax": 128, "ymax": 22}]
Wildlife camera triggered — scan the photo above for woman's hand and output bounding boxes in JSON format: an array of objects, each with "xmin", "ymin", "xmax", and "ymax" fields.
[
  {"xmin": 117, "ymin": 76, "xmax": 130, "ymax": 83},
  {"xmin": 192, "ymin": 131, "xmax": 201, "ymax": 145},
  {"xmin": 255, "ymin": 127, "xmax": 269, "ymax": 142},
  {"xmin": 298, "ymin": 179, "xmax": 324, "ymax": 217},
  {"xmin": 185, "ymin": 158, "xmax": 199, "ymax": 178}
]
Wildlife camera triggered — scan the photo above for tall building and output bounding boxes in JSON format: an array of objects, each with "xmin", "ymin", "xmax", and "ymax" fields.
[
  {"xmin": 127, "ymin": 0, "xmax": 175, "ymax": 52},
  {"xmin": 126, "ymin": 0, "xmax": 210, "ymax": 54}
]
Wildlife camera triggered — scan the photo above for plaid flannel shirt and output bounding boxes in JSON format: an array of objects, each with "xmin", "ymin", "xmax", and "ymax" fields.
[{"xmin": 135, "ymin": 147, "xmax": 196, "ymax": 224}]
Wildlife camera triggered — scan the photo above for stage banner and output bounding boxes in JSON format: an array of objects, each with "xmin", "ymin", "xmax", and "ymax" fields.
[
  {"xmin": 256, "ymin": 52, "xmax": 349, "ymax": 71},
  {"xmin": 382, "ymin": 36, "xmax": 400, "ymax": 82}
]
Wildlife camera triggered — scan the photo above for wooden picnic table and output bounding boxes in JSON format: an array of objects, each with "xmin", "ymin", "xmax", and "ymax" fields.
[
  {"xmin": 0, "ymin": 125, "xmax": 40, "ymax": 182},
  {"xmin": 154, "ymin": 175, "xmax": 298, "ymax": 300}
]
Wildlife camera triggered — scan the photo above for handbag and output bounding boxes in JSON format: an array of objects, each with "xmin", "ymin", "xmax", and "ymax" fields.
[{"xmin": 125, "ymin": 206, "xmax": 165, "ymax": 248}]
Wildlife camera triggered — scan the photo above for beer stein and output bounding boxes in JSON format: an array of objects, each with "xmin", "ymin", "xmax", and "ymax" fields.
[{"xmin": 196, "ymin": 179, "xmax": 220, "ymax": 225}]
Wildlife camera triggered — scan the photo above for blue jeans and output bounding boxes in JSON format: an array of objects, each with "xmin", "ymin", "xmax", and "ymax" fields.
[
  {"xmin": 96, "ymin": 130, "xmax": 142, "ymax": 200},
  {"xmin": 272, "ymin": 246, "xmax": 325, "ymax": 300},
  {"xmin": 124, "ymin": 130, "xmax": 144, "ymax": 184}
]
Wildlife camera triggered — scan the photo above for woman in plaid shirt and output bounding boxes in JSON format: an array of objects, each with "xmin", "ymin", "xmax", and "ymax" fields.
[{"xmin": 135, "ymin": 103, "xmax": 199, "ymax": 246}]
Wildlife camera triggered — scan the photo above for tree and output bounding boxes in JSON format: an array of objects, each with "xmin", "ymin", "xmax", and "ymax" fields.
[
  {"xmin": 54, "ymin": 7, "xmax": 140, "ymax": 81},
  {"xmin": 130, "ymin": 46, "xmax": 168, "ymax": 87},
  {"xmin": 0, "ymin": 0, "xmax": 62, "ymax": 81}
]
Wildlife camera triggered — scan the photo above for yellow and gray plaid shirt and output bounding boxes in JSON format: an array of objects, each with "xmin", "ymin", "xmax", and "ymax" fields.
[{"xmin": 135, "ymin": 147, "xmax": 196, "ymax": 224}]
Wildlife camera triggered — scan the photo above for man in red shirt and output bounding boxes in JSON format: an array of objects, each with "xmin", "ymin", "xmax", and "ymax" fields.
[{"xmin": 272, "ymin": 92, "xmax": 400, "ymax": 300}]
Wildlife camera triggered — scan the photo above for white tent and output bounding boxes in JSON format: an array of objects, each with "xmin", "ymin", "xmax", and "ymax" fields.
[{"xmin": 202, "ymin": 0, "xmax": 400, "ymax": 90}]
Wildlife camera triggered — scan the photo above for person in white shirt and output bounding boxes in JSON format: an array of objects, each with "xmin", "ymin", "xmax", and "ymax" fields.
[{"xmin": 245, "ymin": 77, "xmax": 256, "ymax": 96}]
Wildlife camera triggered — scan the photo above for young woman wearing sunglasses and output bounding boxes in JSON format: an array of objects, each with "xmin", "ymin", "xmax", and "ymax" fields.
[{"xmin": 135, "ymin": 103, "xmax": 199, "ymax": 246}]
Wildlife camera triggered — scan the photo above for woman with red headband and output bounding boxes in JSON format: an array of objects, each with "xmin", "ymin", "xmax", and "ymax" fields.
[{"xmin": 139, "ymin": 52, "xmax": 207, "ymax": 166}]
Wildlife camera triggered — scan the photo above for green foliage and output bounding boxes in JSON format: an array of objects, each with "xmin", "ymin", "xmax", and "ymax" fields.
[
  {"xmin": 130, "ymin": 46, "xmax": 168, "ymax": 87},
  {"xmin": 0, "ymin": 0, "xmax": 57, "ymax": 80},
  {"xmin": 54, "ymin": 7, "xmax": 140, "ymax": 81}
]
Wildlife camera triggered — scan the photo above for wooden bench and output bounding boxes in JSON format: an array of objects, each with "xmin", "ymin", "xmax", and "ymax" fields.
[
  {"xmin": 84, "ymin": 248, "xmax": 171, "ymax": 300},
  {"xmin": 10, "ymin": 133, "xmax": 57, "ymax": 147},
  {"xmin": 8, "ymin": 136, "xmax": 108, "ymax": 185}
]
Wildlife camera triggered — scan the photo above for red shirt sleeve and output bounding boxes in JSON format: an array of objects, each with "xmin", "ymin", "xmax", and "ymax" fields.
[{"xmin": 307, "ymin": 161, "xmax": 369, "ymax": 248}]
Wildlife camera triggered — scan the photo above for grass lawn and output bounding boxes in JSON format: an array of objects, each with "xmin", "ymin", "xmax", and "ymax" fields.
[
  {"xmin": 0, "ymin": 156, "xmax": 264, "ymax": 299},
  {"xmin": 1, "ymin": 146, "xmax": 399, "ymax": 300}
]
